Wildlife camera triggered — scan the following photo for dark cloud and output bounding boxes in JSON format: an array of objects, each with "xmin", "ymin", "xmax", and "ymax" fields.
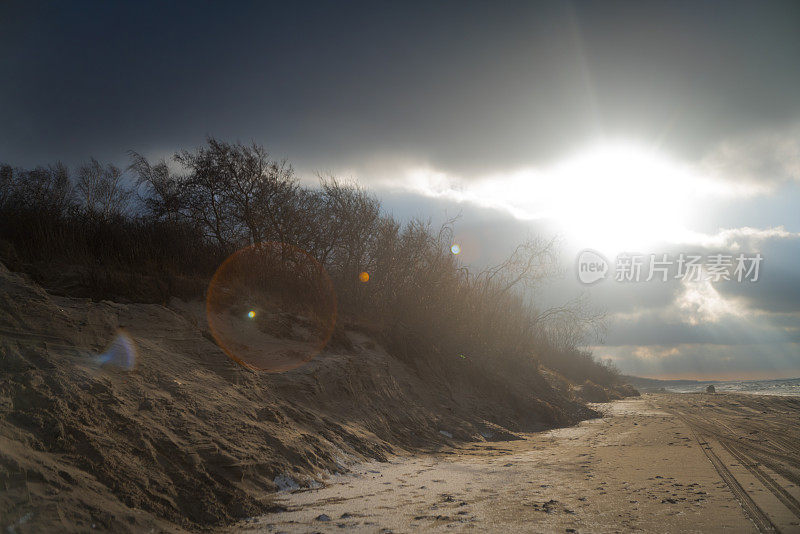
[
  {"xmin": 715, "ymin": 237, "xmax": 800, "ymax": 313},
  {"xmin": 2, "ymin": 1, "xmax": 799, "ymax": 174},
  {"xmin": 603, "ymin": 312, "xmax": 800, "ymax": 347}
]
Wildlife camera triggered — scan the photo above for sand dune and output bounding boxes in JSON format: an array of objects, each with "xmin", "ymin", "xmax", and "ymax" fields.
[
  {"xmin": 0, "ymin": 262, "xmax": 593, "ymax": 532},
  {"xmin": 6, "ymin": 260, "xmax": 796, "ymax": 533}
]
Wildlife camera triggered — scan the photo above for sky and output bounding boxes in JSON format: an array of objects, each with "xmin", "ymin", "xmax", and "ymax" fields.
[{"xmin": 2, "ymin": 0, "xmax": 799, "ymax": 379}]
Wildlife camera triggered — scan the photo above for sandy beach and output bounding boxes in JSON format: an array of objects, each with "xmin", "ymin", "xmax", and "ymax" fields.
[{"xmin": 225, "ymin": 394, "xmax": 800, "ymax": 533}]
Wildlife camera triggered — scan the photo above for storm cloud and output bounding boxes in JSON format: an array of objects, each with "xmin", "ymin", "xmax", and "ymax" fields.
[{"xmin": 2, "ymin": 0, "xmax": 799, "ymax": 378}]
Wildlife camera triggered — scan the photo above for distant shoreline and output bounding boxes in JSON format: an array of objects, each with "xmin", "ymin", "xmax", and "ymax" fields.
[{"xmin": 624, "ymin": 375, "xmax": 800, "ymax": 397}]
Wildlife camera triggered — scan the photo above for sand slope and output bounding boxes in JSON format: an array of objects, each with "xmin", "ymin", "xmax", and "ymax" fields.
[{"xmin": 0, "ymin": 263, "xmax": 593, "ymax": 532}]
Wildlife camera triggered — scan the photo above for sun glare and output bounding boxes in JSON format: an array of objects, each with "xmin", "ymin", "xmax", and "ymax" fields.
[
  {"xmin": 406, "ymin": 141, "xmax": 717, "ymax": 256},
  {"xmin": 548, "ymin": 143, "xmax": 699, "ymax": 254}
]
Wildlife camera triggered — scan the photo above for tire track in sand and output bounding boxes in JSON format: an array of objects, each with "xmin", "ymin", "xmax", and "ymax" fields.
[{"xmin": 670, "ymin": 410, "xmax": 778, "ymax": 533}]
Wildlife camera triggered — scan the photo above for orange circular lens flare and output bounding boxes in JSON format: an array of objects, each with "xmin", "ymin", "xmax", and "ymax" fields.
[
  {"xmin": 358, "ymin": 271, "xmax": 369, "ymax": 283},
  {"xmin": 205, "ymin": 242, "xmax": 337, "ymax": 372}
]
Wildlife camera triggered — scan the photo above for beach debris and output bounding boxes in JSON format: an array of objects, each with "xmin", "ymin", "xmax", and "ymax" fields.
[
  {"xmin": 529, "ymin": 499, "xmax": 561, "ymax": 513},
  {"xmin": 439, "ymin": 430, "xmax": 453, "ymax": 438}
]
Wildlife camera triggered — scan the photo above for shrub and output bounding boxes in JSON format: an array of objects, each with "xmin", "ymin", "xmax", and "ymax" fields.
[{"xmin": 0, "ymin": 138, "xmax": 615, "ymax": 385}]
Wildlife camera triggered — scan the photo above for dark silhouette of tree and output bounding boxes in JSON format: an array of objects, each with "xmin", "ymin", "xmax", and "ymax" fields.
[
  {"xmin": 76, "ymin": 158, "xmax": 132, "ymax": 219},
  {"xmin": 173, "ymin": 138, "xmax": 299, "ymax": 248},
  {"xmin": 128, "ymin": 152, "xmax": 184, "ymax": 223}
]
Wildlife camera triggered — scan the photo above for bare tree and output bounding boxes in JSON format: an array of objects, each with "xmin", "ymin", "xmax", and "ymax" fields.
[
  {"xmin": 76, "ymin": 158, "xmax": 132, "ymax": 218},
  {"xmin": 174, "ymin": 138, "xmax": 300, "ymax": 248},
  {"xmin": 128, "ymin": 152, "xmax": 184, "ymax": 222},
  {"xmin": 533, "ymin": 292, "xmax": 607, "ymax": 352},
  {"xmin": 315, "ymin": 177, "xmax": 380, "ymax": 271},
  {"xmin": 476, "ymin": 237, "xmax": 561, "ymax": 298},
  {"xmin": 8, "ymin": 163, "xmax": 76, "ymax": 215}
]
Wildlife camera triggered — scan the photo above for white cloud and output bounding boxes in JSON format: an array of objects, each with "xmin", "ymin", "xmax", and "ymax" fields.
[
  {"xmin": 676, "ymin": 277, "xmax": 744, "ymax": 325},
  {"xmin": 699, "ymin": 126, "xmax": 800, "ymax": 191},
  {"xmin": 670, "ymin": 226, "xmax": 800, "ymax": 249}
]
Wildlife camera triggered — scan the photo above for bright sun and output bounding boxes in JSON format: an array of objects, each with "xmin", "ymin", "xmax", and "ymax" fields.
[
  {"xmin": 407, "ymin": 140, "xmax": 720, "ymax": 256},
  {"xmin": 547, "ymin": 142, "xmax": 700, "ymax": 255}
]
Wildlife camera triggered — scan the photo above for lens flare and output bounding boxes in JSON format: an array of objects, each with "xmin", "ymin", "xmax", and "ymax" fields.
[
  {"xmin": 358, "ymin": 271, "xmax": 370, "ymax": 283},
  {"xmin": 95, "ymin": 330, "xmax": 137, "ymax": 370},
  {"xmin": 451, "ymin": 233, "xmax": 481, "ymax": 263},
  {"xmin": 206, "ymin": 242, "xmax": 337, "ymax": 372}
]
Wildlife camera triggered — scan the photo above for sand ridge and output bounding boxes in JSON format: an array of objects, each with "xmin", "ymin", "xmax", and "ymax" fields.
[{"xmin": 0, "ymin": 262, "xmax": 594, "ymax": 532}]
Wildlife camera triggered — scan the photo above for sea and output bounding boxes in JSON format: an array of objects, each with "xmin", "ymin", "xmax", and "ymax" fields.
[{"xmin": 664, "ymin": 377, "xmax": 800, "ymax": 397}]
